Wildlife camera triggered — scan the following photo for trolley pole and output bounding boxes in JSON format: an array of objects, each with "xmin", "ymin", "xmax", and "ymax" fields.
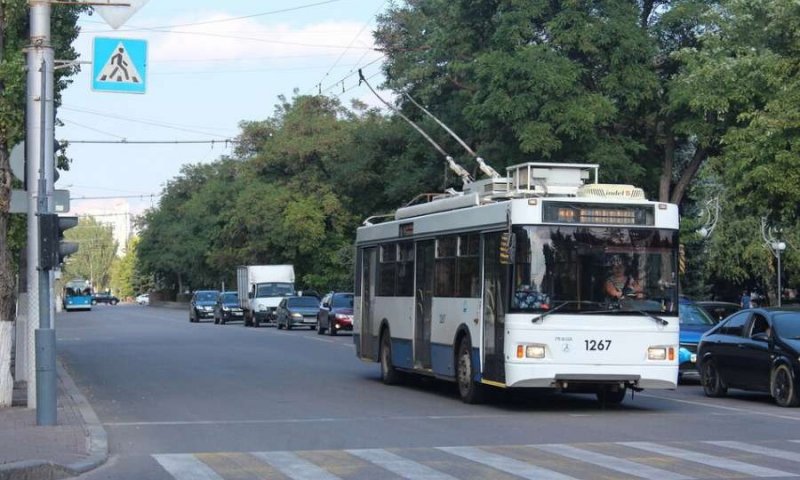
[{"xmin": 26, "ymin": 0, "xmax": 57, "ymax": 425}]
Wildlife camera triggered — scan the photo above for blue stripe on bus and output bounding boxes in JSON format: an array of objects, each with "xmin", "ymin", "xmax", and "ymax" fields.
[
  {"xmin": 391, "ymin": 338, "xmax": 413, "ymax": 369},
  {"xmin": 431, "ymin": 343, "xmax": 454, "ymax": 378}
]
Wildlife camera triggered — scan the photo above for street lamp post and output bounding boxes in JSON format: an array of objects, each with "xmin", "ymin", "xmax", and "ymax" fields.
[{"xmin": 762, "ymin": 218, "xmax": 787, "ymax": 307}]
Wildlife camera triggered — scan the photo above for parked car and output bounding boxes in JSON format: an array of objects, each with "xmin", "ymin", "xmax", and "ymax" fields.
[
  {"xmin": 698, "ymin": 307, "xmax": 800, "ymax": 407},
  {"xmin": 135, "ymin": 293, "xmax": 150, "ymax": 305},
  {"xmin": 695, "ymin": 301, "xmax": 741, "ymax": 323},
  {"xmin": 92, "ymin": 292, "xmax": 119, "ymax": 305},
  {"xmin": 317, "ymin": 292, "xmax": 354, "ymax": 336},
  {"xmin": 190, "ymin": 290, "xmax": 220, "ymax": 323},
  {"xmin": 214, "ymin": 291, "xmax": 243, "ymax": 325},
  {"xmin": 275, "ymin": 295, "xmax": 320, "ymax": 330},
  {"xmin": 678, "ymin": 302, "xmax": 716, "ymax": 380}
]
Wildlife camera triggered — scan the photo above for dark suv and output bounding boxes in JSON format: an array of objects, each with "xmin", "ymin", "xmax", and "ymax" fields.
[
  {"xmin": 317, "ymin": 292, "xmax": 354, "ymax": 336},
  {"xmin": 92, "ymin": 292, "xmax": 119, "ymax": 305},
  {"xmin": 190, "ymin": 290, "xmax": 220, "ymax": 323}
]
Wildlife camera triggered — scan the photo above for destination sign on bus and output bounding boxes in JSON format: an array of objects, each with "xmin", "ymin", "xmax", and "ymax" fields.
[{"xmin": 543, "ymin": 202, "xmax": 654, "ymax": 226}]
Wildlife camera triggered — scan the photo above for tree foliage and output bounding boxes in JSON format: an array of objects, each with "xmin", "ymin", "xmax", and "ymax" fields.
[{"xmin": 61, "ymin": 217, "xmax": 118, "ymax": 291}]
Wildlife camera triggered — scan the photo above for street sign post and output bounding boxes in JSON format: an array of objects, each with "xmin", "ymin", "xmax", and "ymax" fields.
[{"xmin": 92, "ymin": 37, "xmax": 147, "ymax": 94}]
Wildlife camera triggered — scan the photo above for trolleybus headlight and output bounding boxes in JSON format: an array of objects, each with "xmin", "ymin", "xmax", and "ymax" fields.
[{"xmin": 517, "ymin": 344, "xmax": 546, "ymax": 359}]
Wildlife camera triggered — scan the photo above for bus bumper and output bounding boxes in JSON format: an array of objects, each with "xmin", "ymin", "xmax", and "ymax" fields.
[{"xmin": 504, "ymin": 363, "xmax": 677, "ymax": 390}]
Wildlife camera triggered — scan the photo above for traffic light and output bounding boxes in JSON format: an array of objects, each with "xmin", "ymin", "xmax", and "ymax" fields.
[{"xmin": 39, "ymin": 214, "xmax": 78, "ymax": 270}]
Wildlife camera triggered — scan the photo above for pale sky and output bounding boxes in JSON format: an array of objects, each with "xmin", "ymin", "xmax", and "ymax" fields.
[{"xmin": 57, "ymin": 0, "xmax": 389, "ymax": 217}]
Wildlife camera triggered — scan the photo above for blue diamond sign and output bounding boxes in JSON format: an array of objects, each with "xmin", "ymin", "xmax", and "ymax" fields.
[{"xmin": 92, "ymin": 37, "xmax": 147, "ymax": 94}]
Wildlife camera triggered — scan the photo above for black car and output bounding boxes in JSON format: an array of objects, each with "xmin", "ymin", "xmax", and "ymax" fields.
[
  {"xmin": 317, "ymin": 292, "xmax": 353, "ymax": 336},
  {"xmin": 190, "ymin": 290, "xmax": 220, "ymax": 323},
  {"xmin": 92, "ymin": 292, "xmax": 119, "ymax": 305},
  {"xmin": 275, "ymin": 295, "xmax": 320, "ymax": 330},
  {"xmin": 695, "ymin": 301, "xmax": 741, "ymax": 323},
  {"xmin": 214, "ymin": 291, "xmax": 243, "ymax": 325},
  {"xmin": 698, "ymin": 307, "xmax": 800, "ymax": 407}
]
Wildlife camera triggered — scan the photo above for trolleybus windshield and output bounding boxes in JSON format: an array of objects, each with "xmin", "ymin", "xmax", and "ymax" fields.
[{"xmin": 511, "ymin": 226, "xmax": 678, "ymax": 314}]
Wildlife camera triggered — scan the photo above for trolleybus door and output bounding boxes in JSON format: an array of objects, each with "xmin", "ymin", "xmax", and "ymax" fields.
[
  {"xmin": 414, "ymin": 240, "xmax": 435, "ymax": 369},
  {"xmin": 361, "ymin": 247, "xmax": 378, "ymax": 360},
  {"xmin": 482, "ymin": 232, "xmax": 507, "ymax": 383}
]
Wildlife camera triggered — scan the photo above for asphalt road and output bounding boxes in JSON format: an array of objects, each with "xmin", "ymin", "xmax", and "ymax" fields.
[{"xmin": 57, "ymin": 304, "xmax": 800, "ymax": 479}]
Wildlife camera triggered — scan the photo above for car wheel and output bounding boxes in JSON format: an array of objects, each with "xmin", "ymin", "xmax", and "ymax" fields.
[
  {"xmin": 111, "ymin": 300, "xmax": 118, "ymax": 305},
  {"xmin": 310, "ymin": 325, "xmax": 316, "ymax": 331},
  {"xmin": 91, "ymin": 300, "xmax": 97, "ymax": 305},
  {"xmin": 456, "ymin": 336, "xmax": 484, "ymax": 404},
  {"xmin": 596, "ymin": 386, "xmax": 627, "ymax": 405},
  {"xmin": 771, "ymin": 364, "xmax": 800, "ymax": 407},
  {"xmin": 701, "ymin": 358, "xmax": 727, "ymax": 397},
  {"xmin": 380, "ymin": 331, "xmax": 400, "ymax": 385},
  {"xmin": 214, "ymin": 316, "xmax": 219, "ymax": 325}
]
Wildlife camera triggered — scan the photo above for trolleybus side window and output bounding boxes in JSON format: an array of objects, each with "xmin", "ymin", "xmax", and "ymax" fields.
[
  {"xmin": 378, "ymin": 244, "xmax": 397, "ymax": 296},
  {"xmin": 396, "ymin": 242, "xmax": 414, "ymax": 296},
  {"xmin": 435, "ymin": 236, "xmax": 457, "ymax": 297},
  {"xmin": 457, "ymin": 234, "xmax": 480, "ymax": 298}
]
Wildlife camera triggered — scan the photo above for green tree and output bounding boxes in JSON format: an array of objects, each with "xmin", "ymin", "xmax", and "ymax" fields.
[
  {"xmin": 674, "ymin": 0, "xmax": 800, "ymax": 302},
  {"xmin": 374, "ymin": 0, "xmax": 721, "ymax": 204},
  {"xmin": 0, "ymin": 2, "xmax": 86, "ymax": 320},
  {"xmin": 61, "ymin": 217, "xmax": 118, "ymax": 292}
]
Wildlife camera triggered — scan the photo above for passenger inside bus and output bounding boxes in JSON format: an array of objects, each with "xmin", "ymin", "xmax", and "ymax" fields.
[{"xmin": 604, "ymin": 255, "xmax": 644, "ymax": 300}]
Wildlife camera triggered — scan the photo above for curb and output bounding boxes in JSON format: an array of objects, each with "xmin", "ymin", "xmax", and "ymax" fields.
[{"xmin": 0, "ymin": 360, "xmax": 108, "ymax": 480}]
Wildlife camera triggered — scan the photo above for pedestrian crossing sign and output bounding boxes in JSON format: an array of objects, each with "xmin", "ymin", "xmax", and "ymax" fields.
[{"xmin": 92, "ymin": 37, "xmax": 147, "ymax": 94}]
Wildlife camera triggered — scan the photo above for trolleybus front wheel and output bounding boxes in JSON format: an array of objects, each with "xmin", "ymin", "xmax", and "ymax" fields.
[{"xmin": 456, "ymin": 337, "xmax": 485, "ymax": 404}]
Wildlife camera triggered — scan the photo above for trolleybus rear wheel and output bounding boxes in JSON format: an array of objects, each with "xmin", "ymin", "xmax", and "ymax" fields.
[{"xmin": 380, "ymin": 332, "xmax": 400, "ymax": 385}]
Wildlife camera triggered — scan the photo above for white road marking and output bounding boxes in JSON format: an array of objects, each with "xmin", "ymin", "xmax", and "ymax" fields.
[
  {"xmin": 620, "ymin": 441, "xmax": 793, "ymax": 477},
  {"xmin": 104, "ymin": 413, "xmax": 517, "ymax": 427},
  {"xmin": 347, "ymin": 448, "xmax": 458, "ymax": 480},
  {"xmin": 639, "ymin": 393, "xmax": 800, "ymax": 422},
  {"xmin": 152, "ymin": 454, "xmax": 224, "ymax": 480},
  {"xmin": 708, "ymin": 440, "xmax": 800, "ymax": 463},
  {"xmin": 251, "ymin": 451, "xmax": 341, "ymax": 480},
  {"xmin": 535, "ymin": 444, "xmax": 692, "ymax": 480},
  {"xmin": 437, "ymin": 446, "xmax": 577, "ymax": 480}
]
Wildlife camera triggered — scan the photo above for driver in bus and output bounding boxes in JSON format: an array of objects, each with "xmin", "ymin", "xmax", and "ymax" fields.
[{"xmin": 605, "ymin": 255, "xmax": 644, "ymax": 300}]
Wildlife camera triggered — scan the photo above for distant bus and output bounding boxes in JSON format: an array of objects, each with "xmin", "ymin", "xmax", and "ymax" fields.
[{"xmin": 63, "ymin": 279, "xmax": 92, "ymax": 312}]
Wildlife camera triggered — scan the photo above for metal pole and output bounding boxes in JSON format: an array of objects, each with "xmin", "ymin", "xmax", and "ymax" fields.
[
  {"xmin": 777, "ymin": 248, "xmax": 782, "ymax": 307},
  {"xmin": 27, "ymin": 0, "xmax": 56, "ymax": 425}
]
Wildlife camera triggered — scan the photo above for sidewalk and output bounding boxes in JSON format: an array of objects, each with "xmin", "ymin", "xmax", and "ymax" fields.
[{"xmin": 0, "ymin": 361, "xmax": 107, "ymax": 480}]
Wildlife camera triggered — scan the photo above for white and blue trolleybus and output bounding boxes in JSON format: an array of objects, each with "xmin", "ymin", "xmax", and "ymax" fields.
[{"xmin": 354, "ymin": 162, "xmax": 679, "ymax": 404}]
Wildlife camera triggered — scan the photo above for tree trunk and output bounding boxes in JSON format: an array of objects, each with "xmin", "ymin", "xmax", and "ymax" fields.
[
  {"xmin": 670, "ymin": 145, "xmax": 707, "ymax": 206},
  {"xmin": 659, "ymin": 119, "xmax": 675, "ymax": 203}
]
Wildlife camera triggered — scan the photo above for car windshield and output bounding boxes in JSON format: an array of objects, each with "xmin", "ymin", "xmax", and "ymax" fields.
[
  {"xmin": 679, "ymin": 304, "xmax": 715, "ymax": 326},
  {"xmin": 772, "ymin": 312, "xmax": 800, "ymax": 338},
  {"xmin": 196, "ymin": 291, "xmax": 218, "ymax": 302},
  {"xmin": 288, "ymin": 297, "xmax": 319, "ymax": 308},
  {"xmin": 256, "ymin": 283, "xmax": 295, "ymax": 297},
  {"xmin": 511, "ymin": 226, "xmax": 678, "ymax": 314},
  {"xmin": 221, "ymin": 293, "xmax": 237, "ymax": 303},
  {"xmin": 332, "ymin": 294, "xmax": 354, "ymax": 309}
]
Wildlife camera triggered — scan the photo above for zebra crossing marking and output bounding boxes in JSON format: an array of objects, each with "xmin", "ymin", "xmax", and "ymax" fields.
[
  {"xmin": 707, "ymin": 441, "xmax": 800, "ymax": 463},
  {"xmin": 347, "ymin": 448, "xmax": 459, "ymax": 480},
  {"xmin": 620, "ymin": 441, "xmax": 793, "ymax": 478},
  {"xmin": 437, "ymin": 446, "xmax": 578, "ymax": 480},
  {"xmin": 251, "ymin": 451, "xmax": 341, "ymax": 480},
  {"xmin": 535, "ymin": 443, "xmax": 692, "ymax": 480},
  {"xmin": 152, "ymin": 453, "xmax": 225, "ymax": 480}
]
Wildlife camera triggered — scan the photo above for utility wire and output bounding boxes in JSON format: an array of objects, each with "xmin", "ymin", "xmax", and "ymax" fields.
[
  {"xmin": 320, "ymin": 55, "xmax": 383, "ymax": 95},
  {"xmin": 60, "ymin": 106, "xmax": 234, "ymax": 138},
  {"xmin": 312, "ymin": 0, "xmax": 387, "ymax": 95}
]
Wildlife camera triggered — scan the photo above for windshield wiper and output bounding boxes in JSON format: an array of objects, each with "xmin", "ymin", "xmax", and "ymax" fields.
[{"xmin": 531, "ymin": 301, "xmax": 605, "ymax": 324}]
